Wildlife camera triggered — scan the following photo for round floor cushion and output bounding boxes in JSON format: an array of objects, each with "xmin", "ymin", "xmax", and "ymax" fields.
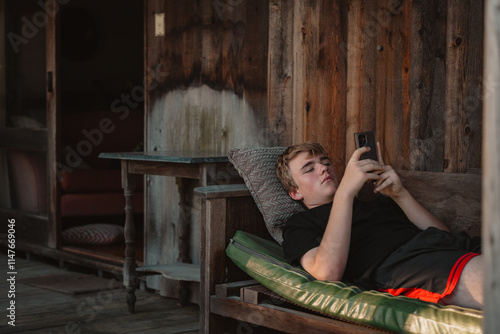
[{"xmin": 62, "ymin": 224, "xmax": 124, "ymax": 245}]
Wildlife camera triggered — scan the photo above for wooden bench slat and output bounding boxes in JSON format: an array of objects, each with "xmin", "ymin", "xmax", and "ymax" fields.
[{"xmin": 195, "ymin": 184, "xmax": 250, "ymax": 199}]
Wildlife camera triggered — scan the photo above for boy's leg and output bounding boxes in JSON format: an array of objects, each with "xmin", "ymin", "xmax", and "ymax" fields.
[{"xmin": 440, "ymin": 255, "xmax": 483, "ymax": 310}]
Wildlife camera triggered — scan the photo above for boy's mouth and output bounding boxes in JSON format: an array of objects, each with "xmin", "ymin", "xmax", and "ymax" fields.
[{"xmin": 322, "ymin": 175, "xmax": 332, "ymax": 184}]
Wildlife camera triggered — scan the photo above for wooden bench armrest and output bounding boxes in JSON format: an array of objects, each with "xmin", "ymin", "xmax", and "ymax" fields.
[{"xmin": 195, "ymin": 183, "xmax": 268, "ymax": 333}]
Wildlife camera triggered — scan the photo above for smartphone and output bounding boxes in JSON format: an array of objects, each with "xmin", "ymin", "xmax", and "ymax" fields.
[
  {"xmin": 354, "ymin": 131, "xmax": 379, "ymax": 201},
  {"xmin": 354, "ymin": 131, "xmax": 378, "ymax": 161}
]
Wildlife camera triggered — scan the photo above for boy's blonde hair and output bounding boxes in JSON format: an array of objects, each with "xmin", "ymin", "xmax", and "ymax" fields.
[{"xmin": 276, "ymin": 142, "xmax": 329, "ymax": 193}]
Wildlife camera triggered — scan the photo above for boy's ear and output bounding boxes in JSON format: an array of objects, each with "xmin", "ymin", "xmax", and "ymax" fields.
[{"xmin": 289, "ymin": 189, "xmax": 303, "ymax": 201}]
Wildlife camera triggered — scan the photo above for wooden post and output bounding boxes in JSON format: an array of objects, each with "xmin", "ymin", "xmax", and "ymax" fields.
[
  {"xmin": 122, "ymin": 160, "xmax": 137, "ymax": 313},
  {"xmin": 46, "ymin": 0, "xmax": 61, "ymax": 249},
  {"xmin": 0, "ymin": 0, "xmax": 10, "ymax": 208},
  {"xmin": 199, "ymin": 196, "xmax": 227, "ymax": 334},
  {"xmin": 483, "ymin": 0, "xmax": 500, "ymax": 331}
]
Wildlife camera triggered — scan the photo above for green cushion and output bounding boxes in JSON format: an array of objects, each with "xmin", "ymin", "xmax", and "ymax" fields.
[{"xmin": 226, "ymin": 230, "xmax": 483, "ymax": 334}]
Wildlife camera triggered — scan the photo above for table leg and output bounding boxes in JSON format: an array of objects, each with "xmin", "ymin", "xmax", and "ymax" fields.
[
  {"xmin": 176, "ymin": 177, "xmax": 191, "ymax": 305},
  {"xmin": 176, "ymin": 177, "xmax": 191, "ymax": 264},
  {"xmin": 122, "ymin": 161, "xmax": 137, "ymax": 313}
]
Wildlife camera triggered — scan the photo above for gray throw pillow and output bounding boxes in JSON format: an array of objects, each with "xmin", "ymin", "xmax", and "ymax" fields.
[{"xmin": 228, "ymin": 147, "xmax": 305, "ymax": 244}]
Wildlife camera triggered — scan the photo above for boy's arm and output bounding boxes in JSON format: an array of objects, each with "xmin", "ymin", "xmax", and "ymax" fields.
[
  {"xmin": 373, "ymin": 143, "xmax": 450, "ymax": 232},
  {"xmin": 300, "ymin": 147, "xmax": 384, "ymax": 281},
  {"xmin": 388, "ymin": 185, "xmax": 449, "ymax": 231}
]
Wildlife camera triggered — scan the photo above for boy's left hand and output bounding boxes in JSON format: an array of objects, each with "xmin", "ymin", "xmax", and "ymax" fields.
[{"xmin": 373, "ymin": 142, "xmax": 405, "ymax": 198}]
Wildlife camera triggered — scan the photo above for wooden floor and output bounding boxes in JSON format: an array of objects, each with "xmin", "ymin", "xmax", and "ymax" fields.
[{"xmin": 0, "ymin": 251, "xmax": 199, "ymax": 334}]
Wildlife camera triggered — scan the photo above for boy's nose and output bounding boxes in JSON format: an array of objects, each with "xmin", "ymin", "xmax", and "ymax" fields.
[{"xmin": 319, "ymin": 164, "xmax": 327, "ymax": 174}]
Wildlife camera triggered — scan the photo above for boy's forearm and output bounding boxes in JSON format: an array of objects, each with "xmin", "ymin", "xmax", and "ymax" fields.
[
  {"xmin": 393, "ymin": 188, "xmax": 450, "ymax": 231},
  {"xmin": 307, "ymin": 190, "xmax": 354, "ymax": 281}
]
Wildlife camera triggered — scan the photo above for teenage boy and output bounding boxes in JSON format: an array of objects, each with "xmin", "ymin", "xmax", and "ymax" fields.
[{"xmin": 276, "ymin": 142, "xmax": 483, "ymax": 309}]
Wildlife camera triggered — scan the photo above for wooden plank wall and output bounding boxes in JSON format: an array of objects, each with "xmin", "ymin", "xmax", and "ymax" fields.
[
  {"xmin": 275, "ymin": 0, "xmax": 483, "ymax": 175},
  {"xmin": 144, "ymin": 0, "xmax": 484, "ymax": 297}
]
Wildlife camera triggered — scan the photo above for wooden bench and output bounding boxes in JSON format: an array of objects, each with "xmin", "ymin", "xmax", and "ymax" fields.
[{"xmin": 194, "ymin": 170, "xmax": 482, "ymax": 333}]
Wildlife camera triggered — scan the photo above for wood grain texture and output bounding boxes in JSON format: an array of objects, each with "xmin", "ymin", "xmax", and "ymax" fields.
[
  {"xmin": 409, "ymin": 0, "xmax": 447, "ymax": 171},
  {"xmin": 268, "ymin": 0, "xmax": 294, "ymax": 146},
  {"xmin": 444, "ymin": 0, "xmax": 484, "ymax": 173},
  {"xmin": 398, "ymin": 170, "xmax": 482, "ymax": 236}
]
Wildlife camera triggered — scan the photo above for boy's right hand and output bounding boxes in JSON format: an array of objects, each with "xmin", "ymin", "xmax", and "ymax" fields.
[{"xmin": 337, "ymin": 146, "xmax": 384, "ymax": 198}]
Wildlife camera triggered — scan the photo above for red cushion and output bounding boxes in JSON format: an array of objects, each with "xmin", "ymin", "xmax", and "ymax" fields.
[
  {"xmin": 62, "ymin": 224, "xmax": 124, "ymax": 245},
  {"xmin": 61, "ymin": 192, "xmax": 144, "ymax": 217},
  {"xmin": 61, "ymin": 169, "xmax": 120, "ymax": 192}
]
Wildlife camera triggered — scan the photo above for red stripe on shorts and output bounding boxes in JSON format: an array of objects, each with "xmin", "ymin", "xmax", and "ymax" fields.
[{"xmin": 378, "ymin": 252, "xmax": 480, "ymax": 303}]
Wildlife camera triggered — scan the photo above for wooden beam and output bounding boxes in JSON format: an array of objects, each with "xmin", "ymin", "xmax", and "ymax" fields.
[
  {"xmin": 482, "ymin": 0, "xmax": 500, "ymax": 330},
  {"xmin": 0, "ymin": 0, "xmax": 4, "ymax": 118},
  {"xmin": 0, "ymin": 0, "xmax": 10, "ymax": 208},
  {"xmin": 398, "ymin": 170, "xmax": 482, "ymax": 236},
  {"xmin": 46, "ymin": 0, "xmax": 61, "ymax": 249}
]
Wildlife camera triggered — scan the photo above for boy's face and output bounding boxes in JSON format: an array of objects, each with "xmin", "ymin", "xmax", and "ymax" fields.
[{"xmin": 288, "ymin": 151, "xmax": 339, "ymax": 209}]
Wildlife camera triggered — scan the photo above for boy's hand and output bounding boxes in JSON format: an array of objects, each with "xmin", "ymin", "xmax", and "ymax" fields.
[
  {"xmin": 338, "ymin": 146, "xmax": 384, "ymax": 198},
  {"xmin": 373, "ymin": 142, "xmax": 405, "ymax": 198}
]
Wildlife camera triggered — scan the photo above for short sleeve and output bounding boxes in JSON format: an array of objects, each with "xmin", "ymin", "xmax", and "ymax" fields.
[{"xmin": 282, "ymin": 217, "xmax": 323, "ymax": 265}]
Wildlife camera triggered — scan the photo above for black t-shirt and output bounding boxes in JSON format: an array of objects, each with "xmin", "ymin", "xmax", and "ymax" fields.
[{"xmin": 282, "ymin": 196, "xmax": 421, "ymax": 287}]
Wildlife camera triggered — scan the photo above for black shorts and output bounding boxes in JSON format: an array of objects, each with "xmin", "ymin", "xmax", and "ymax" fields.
[{"xmin": 370, "ymin": 227, "xmax": 481, "ymax": 303}]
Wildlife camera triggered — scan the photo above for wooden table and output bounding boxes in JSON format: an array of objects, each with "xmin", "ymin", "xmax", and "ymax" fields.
[{"xmin": 99, "ymin": 151, "xmax": 230, "ymax": 312}]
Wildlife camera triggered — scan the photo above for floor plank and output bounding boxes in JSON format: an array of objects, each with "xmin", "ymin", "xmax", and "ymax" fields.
[{"xmin": 0, "ymin": 251, "xmax": 199, "ymax": 334}]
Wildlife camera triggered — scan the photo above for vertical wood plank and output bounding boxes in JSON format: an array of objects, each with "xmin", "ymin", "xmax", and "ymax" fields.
[
  {"xmin": 202, "ymin": 0, "xmax": 222, "ymax": 90},
  {"xmin": 315, "ymin": 0, "xmax": 347, "ymax": 173},
  {"xmin": 409, "ymin": 0, "xmax": 447, "ymax": 171},
  {"xmin": 444, "ymin": 0, "xmax": 484, "ymax": 173},
  {"xmin": 294, "ymin": 0, "xmax": 347, "ymax": 173},
  {"xmin": 330, "ymin": 0, "xmax": 348, "ymax": 173},
  {"xmin": 292, "ymin": 0, "xmax": 306, "ymax": 144},
  {"xmin": 0, "ymin": 0, "xmax": 10, "ymax": 208},
  {"xmin": 46, "ymin": 0, "xmax": 61, "ymax": 249},
  {"xmin": 482, "ymin": 0, "xmax": 500, "ymax": 329},
  {"xmin": 241, "ymin": 0, "xmax": 268, "ymax": 95},
  {"xmin": 379, "ymin": 0, "xmax": 411, "ymax": 170},
  {"xmin": 346, "ymin": 0, "xmax": 379, "ymax": 165},
  {"xmin": 0, "ymin": 1, "xmax": 4, "ymax": 118},
  {"xmin": 268, "ymin": 0, "xmax": 294, "ymax": 146}
]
